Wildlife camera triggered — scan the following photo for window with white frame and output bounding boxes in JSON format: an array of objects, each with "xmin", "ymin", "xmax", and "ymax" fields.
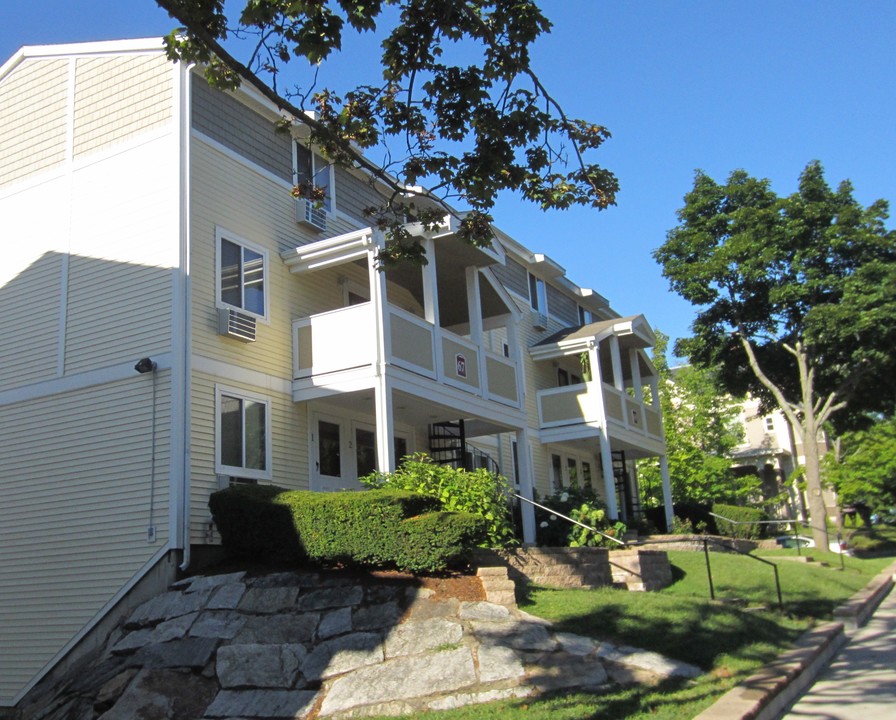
[
  {"xmin": 216, "ymin": 386, "xmax": 272, "ymax": 481},
  {"xmin": 528, "ymin": 272, "xmax": 547, "ymax": 314},
  {"xmin": 295, "ymin": 143, "xmax": 333, "ymax": 211},
  {"xmin": 217, "ymin": 229, "xmax": 268, "ymax": 319},
  {"xmin": 764, "ymin": 416, "xmax": 775, "ymax": 432}
]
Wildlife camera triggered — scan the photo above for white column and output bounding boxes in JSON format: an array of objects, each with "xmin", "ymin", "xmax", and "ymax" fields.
[
  {"xmin": 629, "ymin": 349, "xmax": 643, "ymax": 402},
  {"xmin": 609, "ymin": 335, "xmax": 624, "ymax": 392},
  {"xmin": 590, "ymin": 343, "xmax": 619, "ymax": 519},
  {"xmin": 421, "ymin": 236, "xmax": 443, "ymax": 379},
  {"xmin": 660, "ymin": 454, "xmax": 674, "ymax": 531},
  {"xmin": 650, "ymin": 377, "xmax": 661, "ymax": 410},
  {"xmin": 370, "ymin": 234, "xmax": 395, "ymax": 472},
  {"xmin": 465, "ymin": 266, "xmax": 486, "ymax": 394},
  {"xmin": 515, "ymin": 428, "xmax": 537, "ymax": 544}
]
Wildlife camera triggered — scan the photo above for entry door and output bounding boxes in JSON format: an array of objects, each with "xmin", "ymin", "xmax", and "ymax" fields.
[
  {"xmin": 313, "ymin": 415, "xmax": 344, "ymax": 491},
  {"xmin": 312, "ymin": 414, "xmax": 371, "ymax": 491}
]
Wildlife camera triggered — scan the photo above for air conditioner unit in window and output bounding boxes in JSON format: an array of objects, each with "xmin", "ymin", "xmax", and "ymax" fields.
[
  {"xmin": 296, "ymin": 198, "xmax": 327, "ymax": 231},
  {"xmin": 532, "ymin": 311, "xmax": 549, "ymax": 331},
  {"xmin": 218, "ymin": 308, "xmax": 257, "ymax": 342}
]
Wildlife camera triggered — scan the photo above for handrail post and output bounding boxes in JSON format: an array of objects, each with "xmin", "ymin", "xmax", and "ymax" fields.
[
  {"xmin": 794, "ymin": 522, "xmax": 801, "ymax": 557},
  {"xmin": 773, "ymin": 563, "xmax": 783, "ymax": 610},
  {"xmin": 703, "ymin": 537, "xmax": 715, "ymax": 600}
]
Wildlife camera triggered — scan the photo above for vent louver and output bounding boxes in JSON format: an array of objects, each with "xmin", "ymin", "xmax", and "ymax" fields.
[
  {"xmin": 296, "ymin": 198, "xmax": 327, "ymax": 231},
  {"xmin": 217, "ymin": 308, "xmax": 257, "ymax": 342}
]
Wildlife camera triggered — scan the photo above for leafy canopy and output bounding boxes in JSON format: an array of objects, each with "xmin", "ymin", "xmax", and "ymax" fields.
[
  {"xmin": 654, "ymin": 161, "xmax": 896, "ymax": 433},
  {"xmin": 637, "ymin": 332, "xmax": 746, "ymax": 507},
  {"xmin": 824, "ymin": 417, "xmax": 896, "ymax": 518},
  {"xmin": 156, "ymin": 0, "xmax": 618, "ymax": 263}
]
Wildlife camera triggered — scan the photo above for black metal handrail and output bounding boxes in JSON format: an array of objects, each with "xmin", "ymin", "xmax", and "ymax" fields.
[{"xmin": 512, "ymin": 492, "xmax": 628, "ymax": 547}]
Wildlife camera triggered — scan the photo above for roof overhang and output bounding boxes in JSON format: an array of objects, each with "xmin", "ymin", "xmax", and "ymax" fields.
[
  {"xmin": 281, "ymin": 228, "xmax": 376, "ymax": 274},
  {"xmin": 529, "ymin": 314, "xmax": 657, "ymax": 361}
]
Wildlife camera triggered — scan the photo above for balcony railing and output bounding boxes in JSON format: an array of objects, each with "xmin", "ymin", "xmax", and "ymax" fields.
[
  {"xmin": 293, "ymin": 303, "xmax": 519, "ymax": 407},
  {"xmin": 536, "ymin": 381, "xmax": 663, "ymax": 442}
]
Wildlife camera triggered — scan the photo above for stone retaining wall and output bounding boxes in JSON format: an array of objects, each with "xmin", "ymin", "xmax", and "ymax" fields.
[
  {"xmin": 635, "ymin": 534, "xmax": 758, "ymax": 554},
  {"xmin": 16, "ymin": 569, "xmax": 700, "ymax": 720},
  {"xmin": 474, "ymin": 547, "xmax": 673, "ymax": 591}
]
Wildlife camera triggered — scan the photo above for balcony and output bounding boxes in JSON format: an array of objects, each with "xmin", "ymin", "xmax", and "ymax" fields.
[
  {"xmin": 536, "ymin": 381, "xmax": 663, "ymax": 444},
  {"xmin": 292, "ymin": 303, "xmax": 520, "ymax": 407}
]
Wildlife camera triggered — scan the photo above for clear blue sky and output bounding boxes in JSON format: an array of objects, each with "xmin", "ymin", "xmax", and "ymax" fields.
[{"xmin": 3, "ymin": 1, "xmax": 894, "ymax": 358}]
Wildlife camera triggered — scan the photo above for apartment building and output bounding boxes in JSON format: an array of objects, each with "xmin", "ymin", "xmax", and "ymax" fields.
[{"xmin": 0, "ymin": 38, "xmax": 672, "ymax": 706}]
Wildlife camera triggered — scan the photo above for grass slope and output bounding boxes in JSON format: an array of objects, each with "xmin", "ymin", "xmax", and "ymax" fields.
[{"xmin": 364, "ymin": 549, "xmax": 892, "ymax": 720}]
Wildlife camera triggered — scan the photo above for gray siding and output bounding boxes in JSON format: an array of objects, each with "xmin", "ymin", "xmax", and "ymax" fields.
[
  {"xmin": 191, "ymin": 78, "xmax": 292, "ymax": 183},
  {"xmin": 334, "ymin": 164, "xmax": 388, "ymax": 225},
  {"xmin": 546, "ymin": 283, "xmax": 579, "ymax": 326},
  {"xmin": 492, "ymin": 256, "xmax": 529, "ymax": 299}
]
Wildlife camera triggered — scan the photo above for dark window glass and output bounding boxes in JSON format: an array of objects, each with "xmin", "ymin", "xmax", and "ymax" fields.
[
  {"xmin": 355, "ymin": 427, "xmax": 377, "ymax": 478},
  {"xmin": 220, "ymin": 395, "xmax": 243, "ymax": 468},
  {"xmin": 318, "ymin": 420, "xmax": 341, "ymax": 477},
  {"xmin": 220, "ymin": 239, "xmax": 242, "ymax": 308}
]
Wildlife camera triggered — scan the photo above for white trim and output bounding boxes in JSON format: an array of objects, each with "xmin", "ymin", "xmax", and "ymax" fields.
[
  {"xmin": 192, "ymin": 354, "xmax": 292, "ymax": 396},
  {"xmin": 0, "ymin": 125, "xmax": 175, "ymax": 204},
  {"xmin": 0, "ymin": 354, "xmax": 174, "ymax": 407},
  {"xmin": 172, "ymin": 59, "xmax": 192, "ymax": 558},
  {"xmin": 214, "ymin": 384, "xmax": 273, "ymax": 481},
  {"xmin": 215, "ymin": 226, "xmax": 271, "ymax": 323},
  {"xmin": 0, "ymin": 38, "xmax": 165, "ymax": 82}
]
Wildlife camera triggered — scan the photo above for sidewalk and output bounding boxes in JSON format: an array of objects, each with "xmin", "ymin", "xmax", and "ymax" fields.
[{"xmin": 781, "ymin": 578, "xmax": 896, "ymax": 720}]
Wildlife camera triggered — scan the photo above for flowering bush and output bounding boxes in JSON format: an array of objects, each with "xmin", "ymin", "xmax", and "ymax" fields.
[
  {"xmin": 361, "ymin": 453, "xmax": 517, "ymax": 548},
  {"xmin": 535, "ymin": 486, "xmax": 626, "ymax": 548}
]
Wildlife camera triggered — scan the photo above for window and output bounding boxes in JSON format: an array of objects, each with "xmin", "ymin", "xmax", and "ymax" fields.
[
  {"xmin": 528, "ymin": 273, "xmax": 547, "ymax": 313},
  {"xmin": 558, "ymin": 368, "xmax": 570, "ymax": 387},
  {"xmin": 578, "ymin": 305, "xmax": 592, "ymax": 325},
  {"xmin": 216, "ymin": 386, "xmax": 271, "ymax": 481},
  {"xmin": 217, "ymin": 229, "xmax": 268, "ymax": 319},
  {"xmin": 765, "ymin": 416, "xmax": 775, "ymax": 432},
  {"xmin": 295, "ymin": 143, "xmax": 333, "ymax": 211},
  {"xmin": 551, "ymin": 453, "xmax": 563, "ymax": 490}
]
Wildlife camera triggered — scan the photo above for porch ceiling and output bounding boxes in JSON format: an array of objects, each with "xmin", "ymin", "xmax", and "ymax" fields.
[{"xmin": 312, "ymin": 389, "xmax": 516, "ymax": 438}]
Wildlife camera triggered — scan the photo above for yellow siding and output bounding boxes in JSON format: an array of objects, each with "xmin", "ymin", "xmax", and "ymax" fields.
[
  {"xmin": 64, "ymin": 131, "xmax": 178, "ymax": 374},
  {"xmin": 73, "ymin": 54, "xmax": 172, "ymax": 158},
  {"xmin": 0, "ymin": 376, "xmax": 171, "ymax": 703},
  {"xmin": 0, "ymin": 58, "xmax": 68, "ymax": 188},
  {"xmin": 0, "ymin": 250, "xmax": 61, "ymax": 389},
  {"xmin": 190, "ymin": 372, "xmax": 308, "ymax": 544}
]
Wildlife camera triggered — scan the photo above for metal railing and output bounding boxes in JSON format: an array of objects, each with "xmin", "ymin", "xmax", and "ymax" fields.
[
  {"xmin": 512, "ymin": 492, "xmax": 628, "ymax": 547},
  {"xmin": 709, "ymin": 511, "xmax": 846, "ymax": 570}
]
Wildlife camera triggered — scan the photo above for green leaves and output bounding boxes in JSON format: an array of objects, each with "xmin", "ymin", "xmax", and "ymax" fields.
[
  {"xmin": 157, "ymin": 0, "xmax": 617, "ymax": 259},
  {"xmin": 655, "ymin": 162, "xmax": 896, "ymax": 432},
  {"xmin": 360, "ymin": 453, "xmax": 517, "ymax": 548}
]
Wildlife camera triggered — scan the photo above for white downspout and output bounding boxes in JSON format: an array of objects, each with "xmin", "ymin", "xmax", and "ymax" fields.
[{"xmin": 177, "ymin": 62, "xmax": 193, "ymax": 572}]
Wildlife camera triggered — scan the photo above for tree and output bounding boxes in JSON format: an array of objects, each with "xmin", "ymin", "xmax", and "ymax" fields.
[
  {"xmin": 155, "ymin": 0, "xmax": 618, "ymax": 263},
  {"xmin": 824, "ymin": 416, "xmax": 896, "ymax": 527},
  {"xmin": 654, "ymin": 162, "xmax": 896, "ymax": 550},
  {"xmin": 638, "ymin": 332, "xmax": 747, "ymax": 508}
]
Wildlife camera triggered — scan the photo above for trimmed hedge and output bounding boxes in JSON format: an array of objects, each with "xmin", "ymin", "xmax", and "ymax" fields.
[
  {"xmin": 208, "ymin": 484, "xmax": 486, "ymax": 573},
  {"xmin": 713, "ymin": 503, "xmax": 766, "ymax": 539}
]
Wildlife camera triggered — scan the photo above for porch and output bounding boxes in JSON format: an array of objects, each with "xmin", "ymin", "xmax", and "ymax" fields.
[{"xmin": 530, "ymin": 315, "xmax": 673, "ymax": 528}]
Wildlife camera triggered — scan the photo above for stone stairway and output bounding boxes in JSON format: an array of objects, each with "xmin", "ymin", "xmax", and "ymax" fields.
[{"xmin": 18, "ymin": 568, "xmax": 699, "ymax": 720}]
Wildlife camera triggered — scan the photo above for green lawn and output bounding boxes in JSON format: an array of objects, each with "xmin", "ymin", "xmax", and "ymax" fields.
[{"xmin": 364, "ymin": 549, "xmax": 893, "ymax": 720}]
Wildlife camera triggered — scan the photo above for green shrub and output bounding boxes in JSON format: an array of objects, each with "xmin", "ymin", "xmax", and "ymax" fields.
[
  {"xmin": 534, "ymin": 486, "xmax": 625, "ymax": 548},
  {"xmin": 361, "ymin": 453, "xmax": 516, "ymax": 548},
  {"xmin": 393, "ymin": 511, "xmax": 487, "ymax": 572},
  {"xmin": 713, "ymin": 503, "xmax": 766, "ymax": 539},
  {"xmin": 208, "ymin": 485, "xmax": 485, "ymax": 572},
  {"xmin": 208, "ymin": 483, "xmax": 300, "ymax": 561}
]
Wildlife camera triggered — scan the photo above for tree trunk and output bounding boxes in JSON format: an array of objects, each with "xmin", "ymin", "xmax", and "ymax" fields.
[{"xmin": 798, "ymin": 418, "xmax": 830, "ymax": 550}]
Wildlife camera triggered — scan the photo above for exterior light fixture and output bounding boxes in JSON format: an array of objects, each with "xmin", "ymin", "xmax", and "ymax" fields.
[{"xmin": 134, "ymin": 357, "xmax": 156, "ymax": 374}]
